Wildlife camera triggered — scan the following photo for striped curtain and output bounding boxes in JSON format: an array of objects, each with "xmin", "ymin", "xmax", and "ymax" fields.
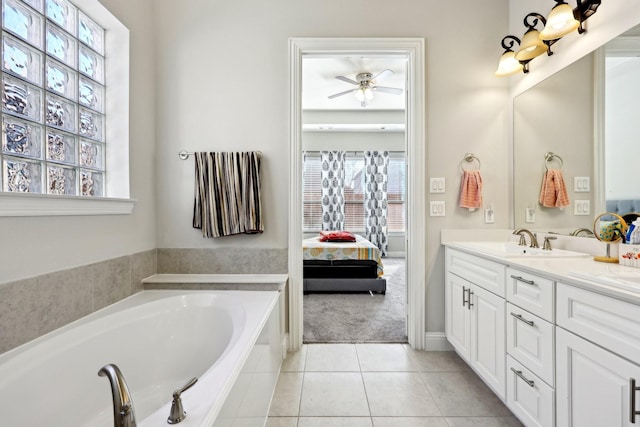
[
  {"xmin": 192, "ymin": 151, "xmax": 263, "ymax": 238},
  {"xmin": 321, "ymin": 151, "xmax": 345, "ymax": 231},
  {"xmin": 364, "ymin": 150, "xmax": 388, "ymax": 255}
]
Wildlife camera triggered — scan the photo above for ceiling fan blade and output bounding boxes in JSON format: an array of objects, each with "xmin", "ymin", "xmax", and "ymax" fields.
[
  {"xmin": 328, "ymin": 88, "xmax": 357, "ymax": 99},
  {"xmin": 335, "ymin": 75, "xmax": 359, "ymax": 85},
  {"xmin": 373, "ymin": 86, "xmax": 404, "ymax": 95},
  {"xmin": 373, "ymin": 69, "xmax": 394, "ymax": 81}
]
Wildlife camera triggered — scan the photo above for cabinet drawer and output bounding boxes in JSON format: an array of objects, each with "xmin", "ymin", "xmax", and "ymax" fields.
[
  {"xmin": 507, "ymin": 355, "xmax": 555, "ymax": 427},
  {"xmin": 557, "ymin": 282, "xmax": 640, "ymax": 364},
  {"xmin": 447, "ymin": 248, "xmax": 506, "ymax": 297},
  {"xmin": 507, "ymin": 303, "xmax": 554, "ymax": 386},
  {"xmin": 506, "ymin": 267, "xmax": 554, "ymax": 321}
]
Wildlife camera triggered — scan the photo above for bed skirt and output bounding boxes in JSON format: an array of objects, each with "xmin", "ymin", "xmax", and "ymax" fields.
[{"xmin": 303, "ymin": 278, "xmax": 387, "ymax": 294}]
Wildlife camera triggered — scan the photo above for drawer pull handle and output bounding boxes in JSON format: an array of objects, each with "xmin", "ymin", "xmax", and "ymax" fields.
[
  {"xmin": 510, "ymin": 312, "xmax": 535, "ymax": 327},
  {"xmin": 511, "ymin": 368, "xmax": 535, "ymax": 387},
  {"xmin": 630, "ymin": 378, "xmax": 640, "ymax": 423},
  {"xmin": 467, "ymin": 290, "xmax": 474, "ymax": 310},
  {"xmin": 462, "ymin": 286, "xmax": 468, "ymax": 307},
  {"xmin": 510, "ymin": 275, "xmax": 536, "ymax": 286}
]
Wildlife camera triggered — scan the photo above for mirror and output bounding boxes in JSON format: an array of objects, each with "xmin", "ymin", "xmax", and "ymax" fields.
[{"xmin": 513, "ymin": 24, "xmax": 640, "ymax": 233}]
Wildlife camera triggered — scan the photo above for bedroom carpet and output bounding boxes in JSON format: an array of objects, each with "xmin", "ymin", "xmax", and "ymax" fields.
[{"xmin": 303, "ymin": 257, "xmax": 407, "ymax": 343}]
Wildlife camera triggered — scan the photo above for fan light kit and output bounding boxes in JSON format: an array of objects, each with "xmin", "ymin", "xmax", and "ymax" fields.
[
  {"xmin": 328, "ymin": 69, "xmax": 403, "ymax": 107},
  {"xmin": 495, "ymin": 0, "xmax": 602, "ymax": 77}
]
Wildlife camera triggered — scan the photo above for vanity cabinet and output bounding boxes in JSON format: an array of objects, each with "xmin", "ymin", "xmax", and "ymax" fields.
[
  {"xmin": 556, "ymin": 283, "xmax": 640, "ymax": 427},
  {"xmin": 445, "ymin": 243, "xmax": 640, "ymax": 427},
  {"xmin": 445, "ymin": 248, "xmax": 506, "ymax": 399}
]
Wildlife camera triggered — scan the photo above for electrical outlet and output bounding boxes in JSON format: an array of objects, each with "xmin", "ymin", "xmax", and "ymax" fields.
[
  {"xmin": 574, "ymin": 200, "xmax": 591, "ymax": 216},
  {"xmin": 430, "ymin": 201, "xmax": 445, "ymax": 216},
  {"xmin": 484, "ymin": 207, "xmax": 495, "ymax": 224},
  {"xmin": 574, "ymin": 177, "xmax": 591, "ymax": 192},
  {"xmin": 526, "ymin": 207, "xmax": 536, "ymax": 223},
  {"xmin": 430, "ymin": 178, "xmax": 445, "ymax": 193}
]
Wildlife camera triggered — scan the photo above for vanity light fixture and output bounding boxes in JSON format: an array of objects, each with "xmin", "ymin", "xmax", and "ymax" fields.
[
  {"xmin": 540, "ymin": 0, "xmax": 580, "ymax": 40},
  {"xmin": 495, "ymin": 36, "xmax": 529, "ymax": 77},
  {"xmin": 515, "ymin": 13, "xmax": 557, "ymax": 61},
  {"xmin": 574, "ymin": 0, "xmax": 602, "ymax": 34},
  {"xmin": 495, "ymin": 1, "xmax": 603, "ymax": 78}
]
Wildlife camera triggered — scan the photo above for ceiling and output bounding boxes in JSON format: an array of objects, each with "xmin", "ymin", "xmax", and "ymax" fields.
[{"xmin": 302, "ymin": 55, "xmax": 407, "ymax": 111}]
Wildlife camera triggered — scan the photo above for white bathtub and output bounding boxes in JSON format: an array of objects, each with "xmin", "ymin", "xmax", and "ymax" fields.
[{"xmin": 0, "ymin": 290, "xmax": 282, "ymax": 427}]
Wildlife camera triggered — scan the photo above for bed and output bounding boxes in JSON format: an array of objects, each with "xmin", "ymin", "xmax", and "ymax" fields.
[{"xmin": 302, "ymin": 233, "xmax": 387, "ymax": 294}]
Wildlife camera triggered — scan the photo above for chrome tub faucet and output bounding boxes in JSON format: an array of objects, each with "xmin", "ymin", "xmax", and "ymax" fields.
[{"xmin": 98, "ymin": 364, "xmax": 137, "ymax": 427}]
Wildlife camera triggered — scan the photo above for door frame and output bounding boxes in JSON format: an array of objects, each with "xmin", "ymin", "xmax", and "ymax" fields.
[{"xmin": 288, "ymin": 37, "xmax": 426, "ymax": 349}]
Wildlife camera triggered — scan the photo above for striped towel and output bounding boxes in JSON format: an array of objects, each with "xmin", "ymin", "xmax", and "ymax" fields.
[
  {"xmin": 539, "ymin": 169, "xmax": 570, "ymax": 208},
  {"xmin": 459, "ymin": 170, "xmax": 483, "ymax": 211},
  {"xmin": 193, "ymin": 152, "xmax": 264, "ymax": 237}
]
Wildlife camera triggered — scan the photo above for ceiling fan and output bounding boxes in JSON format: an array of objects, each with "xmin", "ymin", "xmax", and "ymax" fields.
[{"xmin": 328, "ymin": 69, "xmax": 403, "ymax": 107}]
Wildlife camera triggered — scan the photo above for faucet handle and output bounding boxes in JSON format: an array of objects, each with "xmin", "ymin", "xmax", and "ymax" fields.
[
  {"xmin": 167, "ymin": 377, "xmax": 198, "ymax": 424},
  {"xmin": 543, "ymin": 236, "xmax": 557, "ymax": 250}
]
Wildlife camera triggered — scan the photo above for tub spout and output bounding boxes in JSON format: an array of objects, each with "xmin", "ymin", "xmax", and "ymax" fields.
[{"xmin": 98, "ymin": 364, "xmax": 137, "ymax": 427}]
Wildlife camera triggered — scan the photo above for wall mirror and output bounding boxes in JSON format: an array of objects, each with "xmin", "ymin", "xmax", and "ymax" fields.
[{"xmin": 513, "ymin": 23, "xmax": 640, "ymax": 234}]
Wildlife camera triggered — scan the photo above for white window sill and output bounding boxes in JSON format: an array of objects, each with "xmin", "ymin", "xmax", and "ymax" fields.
[{"xmin": 0, "ymin": 193, "xmax": 135, "ymax": 217}]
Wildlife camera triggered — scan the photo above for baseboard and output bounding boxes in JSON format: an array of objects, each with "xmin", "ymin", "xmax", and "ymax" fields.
[
  {"xmin": 424, "ymin": 332, "xmax": 453, "ymax": 351},
  {"xmin": 282, "ymin": 333, "xmax": 290, "ymax": 358},
  {"xmin": 385, "ymin": 251, "xmax": 406, "ymax": 258}
]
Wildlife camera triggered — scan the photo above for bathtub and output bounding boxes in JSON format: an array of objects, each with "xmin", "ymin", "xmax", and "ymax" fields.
[{"xmin": 0, "ymin": 290, "xmax": 282, "ymax": 427}]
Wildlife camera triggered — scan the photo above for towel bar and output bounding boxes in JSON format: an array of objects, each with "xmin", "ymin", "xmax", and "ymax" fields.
[{"xmin": 178, "ymin": 150, "xmax": 263, "ymax": 160}]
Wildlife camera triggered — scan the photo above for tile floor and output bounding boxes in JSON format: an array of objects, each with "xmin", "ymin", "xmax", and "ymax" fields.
[{"xmin": 267, "ymin": 344, "xmax": 523, "ymax": 427}]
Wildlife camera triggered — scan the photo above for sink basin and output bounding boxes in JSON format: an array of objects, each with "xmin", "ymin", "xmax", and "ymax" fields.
[
  {"xmin": 569, "ymin": 271, "xmax": 640, "ymax": 290},
  {"xmin": 454, "ymin": 241, "xmax": 590, "ymax": 258}
]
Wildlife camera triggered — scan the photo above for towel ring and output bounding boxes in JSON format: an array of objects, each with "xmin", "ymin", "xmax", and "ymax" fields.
[
  {"xmin": 461, "ymin": 153, "xmax": 481, "ymax": 171},
  {"xmin": 544, "ymin": 152, "xmax": 563, "ymax": 170}
]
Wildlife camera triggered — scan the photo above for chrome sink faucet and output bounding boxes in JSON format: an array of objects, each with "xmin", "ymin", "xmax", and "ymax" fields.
[
  {"xmin": 513, "ymin": 228, "xmax": 539, "ymax": 248},
  {"xmin": 98, "ymin": 364, "xmax": 137, "ymax": 427}
]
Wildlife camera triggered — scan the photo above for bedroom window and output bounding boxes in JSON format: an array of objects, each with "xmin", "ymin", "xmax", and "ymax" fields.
[{"xmin": 302, "ymin": 151, "xmax": 406, "ymax": 233}]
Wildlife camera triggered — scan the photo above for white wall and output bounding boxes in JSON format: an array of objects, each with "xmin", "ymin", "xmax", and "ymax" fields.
[
  {"xmin": 0, "ymin": 0, "xmax": 157, "ymax": 283},
  {"xmin": 152, "ymin": 0, "xmax": 512, "ymax": 336}
]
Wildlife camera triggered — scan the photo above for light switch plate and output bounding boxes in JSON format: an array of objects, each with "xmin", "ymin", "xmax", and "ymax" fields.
[
  {"xmin": 430, "ymin": 177, "xmax": 445, "ymax": 193},
  {"xmin": 574, "ymin": 200, "xmax": 591, "ymax": 215},
  {"xmin": 574, "ymin": 177, "xmax": 590, "ymax": 192},
  {"xmin": 430, "ymin": 201, "xmax": 445, "ymax": 216}
]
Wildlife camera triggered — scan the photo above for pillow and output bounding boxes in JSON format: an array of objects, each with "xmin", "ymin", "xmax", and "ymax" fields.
[{"xmin": 319, "ymin": 231, "xmax": 357, "ymax": 242}]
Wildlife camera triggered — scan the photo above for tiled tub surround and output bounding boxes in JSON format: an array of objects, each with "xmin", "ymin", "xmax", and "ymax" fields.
[
  {"xmin": 0, "ymin": 249, "xmax": 156, "ymax": 353},
  {"xmin": 1, "ymin": 247, "xmax": 287, "ymax": 354},
  {"xmin": 157, "ymin": 248, "xmax": 288, "ymax": 274}
]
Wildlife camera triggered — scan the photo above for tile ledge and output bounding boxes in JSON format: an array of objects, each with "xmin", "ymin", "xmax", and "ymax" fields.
[{"xmin": 143, "ymin": 273, "xmax": 288, "ymax": 286}]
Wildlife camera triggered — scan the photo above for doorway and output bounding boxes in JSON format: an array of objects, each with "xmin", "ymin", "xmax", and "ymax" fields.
[{"xmin": 288, "ymin": 38, "xmax": 426, "ymax": 350}]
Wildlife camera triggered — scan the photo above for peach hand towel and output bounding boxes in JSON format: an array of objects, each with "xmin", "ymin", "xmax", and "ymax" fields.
[
  {"xmin": 459, "ymin": 170, "xmax": 483, "ymax": 211},
  {"xmin": 539, "ymin": 169, "xmax": 570, "ymax": 208}
]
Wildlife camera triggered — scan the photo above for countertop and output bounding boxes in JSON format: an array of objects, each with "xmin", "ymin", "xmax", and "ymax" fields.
[{"xmin": 444, "ymin": 240, "xmax": 640, "ymax": 305}]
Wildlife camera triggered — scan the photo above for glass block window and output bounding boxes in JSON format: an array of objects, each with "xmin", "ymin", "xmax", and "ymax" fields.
[
  {"xmin": 1, "ymin": 0, "xmax": 106, "ymax": 196},
  {"xmin": 303, "ymin": 151, "xmax": 406, "ymax": 233}
]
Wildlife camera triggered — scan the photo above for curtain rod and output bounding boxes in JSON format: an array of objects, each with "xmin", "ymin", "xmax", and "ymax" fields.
[{"xmin": 303, "ymin": 150, "xmax": 405, "ymax": 154}]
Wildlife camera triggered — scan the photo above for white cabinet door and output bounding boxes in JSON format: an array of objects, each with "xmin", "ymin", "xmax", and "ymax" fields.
[
  {"xmin": 471, "ymin": 283, "xmax": 506, "ymax": 400},
  {"xmin": 556, "ymin": 327, "xmax": 640, "ymax": 427},
  {"xmin": 446, "ymin": 272, "xmax": 471, "ymax": 360}
]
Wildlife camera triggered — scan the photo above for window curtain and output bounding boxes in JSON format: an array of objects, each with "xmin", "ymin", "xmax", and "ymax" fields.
[
  {"xmin": 364, "ymin": 150, "xmax": 389, "ymax": 255},
  {"xmin": 321, "ymin": 150, "xmax": 345, "ymax": 231}
]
